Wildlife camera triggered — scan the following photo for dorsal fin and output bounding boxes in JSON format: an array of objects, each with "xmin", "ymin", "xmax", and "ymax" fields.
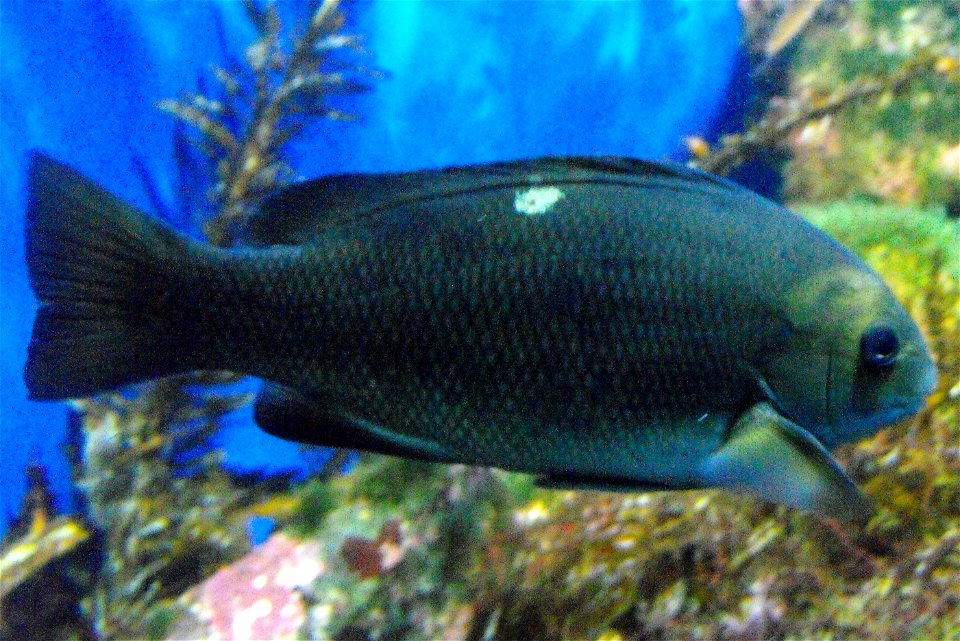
[{"xmin": 246, "ymin": 156, "xmax": 738, "ymax": 246}]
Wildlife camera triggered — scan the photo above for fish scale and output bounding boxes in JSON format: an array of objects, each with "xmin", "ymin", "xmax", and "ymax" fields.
[{"xmin": 191, "ymin": 187, "xmax": 764, "ymax": 475}]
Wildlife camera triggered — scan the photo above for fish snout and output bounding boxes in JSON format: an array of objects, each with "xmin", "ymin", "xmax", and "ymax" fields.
[{"xmin": 919, "ymin": 359, "xmax": 939, "ymax": 398}]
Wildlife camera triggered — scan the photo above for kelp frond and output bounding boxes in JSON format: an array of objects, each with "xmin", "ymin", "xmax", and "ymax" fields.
[{"xmin": 159, "ymin": 0, "xmax": 377, "ymax": 246}]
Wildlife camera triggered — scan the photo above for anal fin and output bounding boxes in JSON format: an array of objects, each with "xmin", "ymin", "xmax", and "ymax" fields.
[{"xmin": 254, "ymin": 384, "xmax": 454, "ymax": 464}]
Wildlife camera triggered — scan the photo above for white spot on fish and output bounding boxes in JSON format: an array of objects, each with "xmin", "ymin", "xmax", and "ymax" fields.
[
  {"xmin": 514, "ymin": 186, "xmax": 564, "ymax": 216},
  {"xmin": 697, "ymin": 413, "xmax": 709, "ymax": 423}
]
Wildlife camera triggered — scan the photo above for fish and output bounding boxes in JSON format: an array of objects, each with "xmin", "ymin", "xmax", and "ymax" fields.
[
  {"xmin": 24, "ymin": 152, "xmax": 938, "ymax": 521},
  {"xmin": 763, "ymin": 0, "xmax": 826, "ymax": 60}
]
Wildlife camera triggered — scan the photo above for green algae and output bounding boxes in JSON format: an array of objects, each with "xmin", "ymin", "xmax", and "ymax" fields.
[
  {"xmin": 798, "ymin": 200, "xmax": 959, "ymax": 278},
  {"xmin": 784, "ymin": 0, "xmax": 959, "ymax": 208}
]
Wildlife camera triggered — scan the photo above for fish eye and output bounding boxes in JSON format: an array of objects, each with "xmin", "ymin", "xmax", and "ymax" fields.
[{"xmin": 860, "ymin": 323, "xmax": 899, "ymax": 369}]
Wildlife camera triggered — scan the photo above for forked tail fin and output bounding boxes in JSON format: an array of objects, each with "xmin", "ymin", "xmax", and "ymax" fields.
[{"xmin": 24, "ymin": 152, "xmax": 206, "ymax": 400}]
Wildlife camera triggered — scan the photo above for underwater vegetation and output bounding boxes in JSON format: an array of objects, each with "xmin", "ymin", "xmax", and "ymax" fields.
[
  {"xmin": 2, "ymin": 1, "xmax": 958, "ymax": 640},
  {"xmin": 784, "ymin": 0, "xmax": 960, "ymax": 208},
  {"xmin": 156, "ymin": 0, "xmax": 376, "ymax": 246},
  {"xmin": 2, "ymin": 1, "xmax": 371, "ymax": 639},
  {"xmin": 691, "ymin": 0, "xmax": 958, "ymax": 200},
  {"xmin": 0, "ymin": 464, "xmax": 93, "ymax": 641}
]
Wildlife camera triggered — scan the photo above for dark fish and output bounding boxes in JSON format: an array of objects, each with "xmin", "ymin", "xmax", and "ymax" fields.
[{"xmin": 24, "ymin": 153, "xmax": 937, "ymax": 520}]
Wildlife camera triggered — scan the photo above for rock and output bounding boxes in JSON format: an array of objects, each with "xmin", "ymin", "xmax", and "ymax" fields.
[{"xmin": 166, "ymin": 533, "xmax": 324, "ymax": 641}]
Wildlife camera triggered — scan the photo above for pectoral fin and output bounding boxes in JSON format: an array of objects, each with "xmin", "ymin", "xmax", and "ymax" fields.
[
  {"xmin": 698, "ymin": 403, "xmax": 873, "ymax": 522},
  {"xmin": 254, "ymin": 384, "xmax": 454, "ymax": 463}
]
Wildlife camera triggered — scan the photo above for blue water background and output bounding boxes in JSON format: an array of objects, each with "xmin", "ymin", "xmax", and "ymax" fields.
[{"xmin": 0, "ymin": 0, "xmax": 743, "ymax": 536}]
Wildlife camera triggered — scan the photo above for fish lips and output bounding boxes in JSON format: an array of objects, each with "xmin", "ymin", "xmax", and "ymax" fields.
[
  {"xmin": 824, "ymin": 349, "xmax": 939, "ymax": 442},
  {"xmin": 868, "ymin": 361, "xmax": 940, "ymax": 427},
  {"xmin": 840, "ymin": 391, "xmax": 936, "ymax": 444},
  {"xmin": 873, "ymin": 397, "xmax": 929, "ymax": 426}
]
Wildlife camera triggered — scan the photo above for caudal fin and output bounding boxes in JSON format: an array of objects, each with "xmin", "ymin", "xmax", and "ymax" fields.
[{"xmin": 24, "ymin": 153, "xmax": 203, "ymax": 400}]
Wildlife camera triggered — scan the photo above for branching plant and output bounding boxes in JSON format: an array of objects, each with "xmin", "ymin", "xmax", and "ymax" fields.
[{"xmin": 62, "ymin": 1, "xmax": 375, "ymax": 638}]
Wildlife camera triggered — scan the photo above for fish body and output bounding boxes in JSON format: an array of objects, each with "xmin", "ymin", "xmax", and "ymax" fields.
[{"xmin": 25, "ymin": 154, "xmax": 937, "ymax": 519}]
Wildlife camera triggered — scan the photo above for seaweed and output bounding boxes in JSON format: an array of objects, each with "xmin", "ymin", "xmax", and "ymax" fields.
[
  {"xmin": 4, "ymin": 1, "xmax": 374, "ymax": 639},
  {"xmin": 782, "ymin": 1, "xmax": 959, "ymax": 207},
  {"xmin": 0, "ymin": 466, "xmax": 94, "ymax": 641},
  {"xmin": 71, "ymin": 382, "xmax": 260, "ymax": 637},
  {"xmin": 158, "ymin": 0, "xmax": 377, "ymax": 246},
  {"xmin": 689, "ymin": 0, "xmax": 958, "ymax": 211}
]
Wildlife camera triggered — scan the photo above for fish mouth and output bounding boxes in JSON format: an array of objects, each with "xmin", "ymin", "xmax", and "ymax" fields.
[
  {"xmin": 871, "ymin": 398, "xmax": 926, "ymax": 427},
  {"xmin": 875, "ymin": 360, "xmax": 939, "ymax": 425},
  {"xmin": 826, "ymin": 347, "xmax": 938, "ymax": 426}
]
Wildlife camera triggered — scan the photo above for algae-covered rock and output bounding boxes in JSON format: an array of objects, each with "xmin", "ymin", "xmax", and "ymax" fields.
[
  {"xmin": 165, "ymin": 533, "xmax": 324, "ymax": 641},
  {"xmin": 784, "ymin": 1, "xmax": 959, "ymax": 207}
]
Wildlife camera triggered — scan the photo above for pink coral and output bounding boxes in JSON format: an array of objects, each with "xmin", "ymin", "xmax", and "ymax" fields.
[{"xmin": 169, "ymin": 533, "xmax": 323, "ymax": 641}]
